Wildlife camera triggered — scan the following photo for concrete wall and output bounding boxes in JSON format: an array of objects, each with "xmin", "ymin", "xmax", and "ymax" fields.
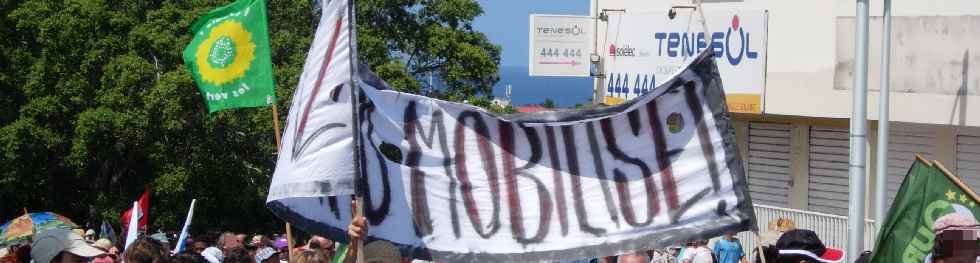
[{"xmin": 591, "ymin": 0, "xmax": 980, "ymax": 127}]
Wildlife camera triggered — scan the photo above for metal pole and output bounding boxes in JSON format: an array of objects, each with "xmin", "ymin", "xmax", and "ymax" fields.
[
  {"xmin": 874, "ymin": 0, "xmax": 892, "ymax": 235},
  {"xmin": 848, "ymin": 0, "xmax": 870, "ymax": 260},
  {"xmin": 346, "ymin": 1, "xmax": 366, "ymax": 262},
  {"xmin": 593, "ymin": 0, "xmax": 603, "ymax": 106}
]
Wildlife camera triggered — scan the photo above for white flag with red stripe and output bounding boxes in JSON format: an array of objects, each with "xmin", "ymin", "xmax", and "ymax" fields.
[{"xmin": 269, "ymin": 0, "xmax": 356, "ymax": 200}]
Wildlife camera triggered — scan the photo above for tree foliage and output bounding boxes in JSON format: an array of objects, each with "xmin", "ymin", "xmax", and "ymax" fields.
[
  {"xmin": 541, "ymin": 99, "xmax": 555, "ymax": 109},
  {"xmin": 0, "ymin": 0, "xmax": 499, "ymax": 234}
]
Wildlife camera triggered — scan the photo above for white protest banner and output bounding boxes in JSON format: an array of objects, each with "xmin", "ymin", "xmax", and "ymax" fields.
[
  {"xmin": 268, "ymin": 1, "xmax": 756, "ymax": 261},
  {"xmin": 602, "ymin": 10, "xmax": 767, "ymax": 113},
  {"xmin": 529, "ymin": 15, "xmax": 593, "ymax": 77},
  {"xmin": 268, "ymin": 0, "xmax": 356, "ymax": 203}
]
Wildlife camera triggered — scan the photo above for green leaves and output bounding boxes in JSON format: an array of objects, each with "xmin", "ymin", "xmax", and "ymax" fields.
[
  {"xmin": 1, "ymin": 0, "xmax": 500, "ymax": 233},
  {"xmin": 355, "ymin": 0, "xmax": 500, "ymax": 100}
]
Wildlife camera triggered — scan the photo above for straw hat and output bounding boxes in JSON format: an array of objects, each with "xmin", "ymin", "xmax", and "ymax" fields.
[{"xmin": 363, "ymin": 240, "xmax": 400, "ymax": 263}]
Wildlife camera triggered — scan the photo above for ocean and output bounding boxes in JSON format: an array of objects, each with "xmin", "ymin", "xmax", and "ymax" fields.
[{"xmin": 491, "ymin": 65, "xmax": 595, "ymax": 108}]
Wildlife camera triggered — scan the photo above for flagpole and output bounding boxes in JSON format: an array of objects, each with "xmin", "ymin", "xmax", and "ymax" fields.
[
  {"xmin": 753, "ymin": 231, "xmax": 768, "ymax": 263},
  {"xmin": 933, "ymin": 160, "xmax": 980, "ymax": 203},
  {"xmin": 346, "ymin": 0, "xmax": 366, "ymax": 262},
  {"xmin": 270, "ymin": 103, "xmax": 296, "ymax": 262}
]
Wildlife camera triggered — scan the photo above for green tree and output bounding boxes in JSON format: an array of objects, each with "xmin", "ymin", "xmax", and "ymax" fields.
[
  {"xmin": 355, "ymin": 0, "xmax": 500, "ymax": 101},
  {"xmin": 542, "ymin": 98, "xmax": 556, "ymax": 109},
  {"xmin": 0, "ymin": 0, "xmax": 499, "ymax": 234}
]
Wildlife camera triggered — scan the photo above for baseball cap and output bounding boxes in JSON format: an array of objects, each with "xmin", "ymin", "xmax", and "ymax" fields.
[
  {"xmin": 201, "ymin": 247, "xmax": 224, "ymax": 263},
  {"xmin": 776, "ymin": 229, "xmax": 844, "ymax": 263},
  {"xmin": 255, "ymin": 247, "xmax": 278, "ymax": 262},
  {"xmin": 31, "ymin": 229, "xmax": 105, "ymax": 263}
]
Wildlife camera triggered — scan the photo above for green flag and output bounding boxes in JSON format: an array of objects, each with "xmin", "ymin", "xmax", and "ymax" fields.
[
  {"xmin": 332, "ymin": 242, "xmax": 348, "ymax": 263},
  {"xmin": 183, "ymin": 0, "xmax": 275, "ymax": 113},
  {"xmin": 870, "ymin": 157, "xmax": 980, "ymax": 263}
]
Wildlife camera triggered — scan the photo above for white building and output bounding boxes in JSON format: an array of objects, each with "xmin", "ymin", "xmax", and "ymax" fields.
[{"xmin": 589, "ymin": 0, "xmax": 980, "ymax": 245}]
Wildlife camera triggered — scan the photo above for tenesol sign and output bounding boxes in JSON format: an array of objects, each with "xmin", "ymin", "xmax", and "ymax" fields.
[{"xmin": 602, "ymin": 10, "xmax": 768, "ymax": 114}]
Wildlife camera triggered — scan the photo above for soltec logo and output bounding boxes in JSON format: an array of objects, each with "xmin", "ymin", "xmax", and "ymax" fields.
[
  {"xmin": 653, "ymin": 15, "xmax": 759, "ymax": 65},
  {"xmin": 608, "ymin": 43, "xmax": 637, "ymax": 57},
  {"xmin": 536, "ymin": 25, "xmax": 585, "ymax": 36}
]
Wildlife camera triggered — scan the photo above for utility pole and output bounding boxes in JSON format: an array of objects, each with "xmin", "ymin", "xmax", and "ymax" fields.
[
  {"xmin": 847, "ymin": 0, "xmax": 870, "ymax": 261},
  {"xmin": 875, "ymin": 0, "xmax": 892, "ymax": 235}
]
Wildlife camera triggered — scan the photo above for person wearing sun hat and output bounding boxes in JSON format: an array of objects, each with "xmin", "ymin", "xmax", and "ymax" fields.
[
  {"xmin": 31, "ymin": 229, "xmax": 105, "ymax": 263},
  {"xmin": 255, "ymin": 247, "xmax": 280, "ymax": 263},
  {"xmin": 362, "ymin": 240, "xmax": 401, "ymax": 263},
  {"xmin": 273, "ymin": 237, "xmax": 289, "ymax": 263},
  {"xmin": 774, "ymin": 229, "xmax": 844, "ymax": 263},
  {"xmin": 926, "ymin": 212, "xmax": 980, "ymax": 263}
]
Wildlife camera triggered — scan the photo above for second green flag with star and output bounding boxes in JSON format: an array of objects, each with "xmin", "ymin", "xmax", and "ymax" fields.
[
  {"xmin": 870, "ymin": 157, "xmax": 980, "ymax": 263},
  {"xmin": 184, "ymin": 0, "xmax": 275, "ymax": 113}
]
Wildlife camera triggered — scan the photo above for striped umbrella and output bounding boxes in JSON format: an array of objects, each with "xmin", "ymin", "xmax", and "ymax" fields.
[{"xmin": 1, "ymin": 212, "xmax": 79, "ymax": 247}]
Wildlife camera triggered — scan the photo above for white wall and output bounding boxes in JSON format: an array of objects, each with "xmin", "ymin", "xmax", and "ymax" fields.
[{"xmin": 592, "ymin": 0, "xmax": 980, "ymax": 127}]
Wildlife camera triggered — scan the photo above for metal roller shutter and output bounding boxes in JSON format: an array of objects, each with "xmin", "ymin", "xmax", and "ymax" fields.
[
  {"xmin": 957, "ymin": 134, "xmax": 980, "ymax": 192},
  {"xmin": 808, "ymin": 126, "xmax": 850, "ymax": 216},
  {"xmin": 885, "ymin": 125, "xmax": 937, "ymax": 208},
  {"xmin": 747, "ymin": 122, "xmax": 793, "ymax": 207}
]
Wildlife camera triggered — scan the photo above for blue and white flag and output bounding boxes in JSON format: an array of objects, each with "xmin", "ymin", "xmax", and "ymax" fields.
[{"xmin": 173, "ymin": 199, "xmax": 197, "ymax": 254}]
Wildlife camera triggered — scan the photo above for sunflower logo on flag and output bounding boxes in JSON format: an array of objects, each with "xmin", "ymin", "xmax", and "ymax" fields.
[
  {"xmin": 183, "ymin": 0, "xmax": 275, "ymax": 113},
  {"xmin": 194, "ymin": 20, "xmax": 256, "ymax": 85}
]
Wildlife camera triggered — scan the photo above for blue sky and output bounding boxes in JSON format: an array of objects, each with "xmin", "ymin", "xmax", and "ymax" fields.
[{"xmin": 473, "ymin": 0, "xmax": 593, "ymax": 107}]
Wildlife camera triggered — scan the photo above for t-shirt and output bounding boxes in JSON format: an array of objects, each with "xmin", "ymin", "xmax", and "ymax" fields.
[
  {"xmin": 649, "ymin": 250, "xmax": 672, "ymax": 263},
  {"xmin": 713, "ymin": 238, "xmax": 745, "ymax": 263},
  {"xmin": 683, "ymin": 247, "xmax": 714, "ymax": 263}
]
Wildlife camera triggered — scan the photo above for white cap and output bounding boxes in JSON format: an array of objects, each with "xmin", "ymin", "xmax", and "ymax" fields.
[{"xmin": 31, "ymin": 229, "xmax": 104, "ymax": 263}]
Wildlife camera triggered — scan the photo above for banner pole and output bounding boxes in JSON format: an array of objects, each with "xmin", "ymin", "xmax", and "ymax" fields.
[
  {"xmin": 271, "ymin": 103, "xmax": 295, "ymax": 262},
  {"xmin": 345, "ymin": 1, "xmax": 366, "ymax": 262},
  {"xmin": 285, "ymin": 222, "xmax": 295, "ymax": 262},
  {"xmin": 753, "ymin": 231, "xmax": 767, "ymax": 263},
  {"xmin": 272, "ymin": 104, "xmax": 283, "ymax": 152}
]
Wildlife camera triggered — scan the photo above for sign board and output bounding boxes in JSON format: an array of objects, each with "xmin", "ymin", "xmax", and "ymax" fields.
[
  {"xmin": 529, "ymin": 15, "xmax": 593, "ymax": 77},
  {"xmin": 602, "ymin": 10, "xmax": 768, "ymax": 114},
  {"xmin": 835, "ymin": 16, "xmax": 980, "ymax": 96}
]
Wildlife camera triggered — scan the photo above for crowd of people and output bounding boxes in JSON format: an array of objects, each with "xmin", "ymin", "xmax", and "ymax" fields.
[
  {"xmin": 0, "ymin": 217, "xmax": 378, "ymax": 263},
  {"xmin": 1, "ymin": 213, "xmax": 977, "ymax": 263}
]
